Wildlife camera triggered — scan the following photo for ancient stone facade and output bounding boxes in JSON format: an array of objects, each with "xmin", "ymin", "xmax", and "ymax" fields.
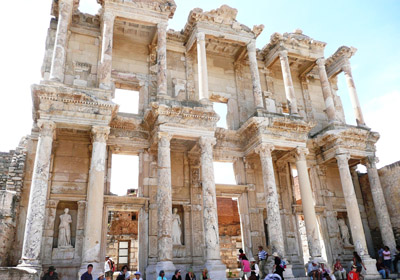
[{"xmin": 0, "ymin": 1, "xmax": 398, "ymax": 280}]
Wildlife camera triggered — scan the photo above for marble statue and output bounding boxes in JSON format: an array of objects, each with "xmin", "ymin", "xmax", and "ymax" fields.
[
  {"xmin": 172, "ymin": 208, "xmax": 182, "ymax": 245},
  {"xmin": 58, "ymin": 208, "xmax": 72, "ymax": 248},
  {"xmin": 338, "ymin": 218, "xmax": 352, "ymax": 246}
]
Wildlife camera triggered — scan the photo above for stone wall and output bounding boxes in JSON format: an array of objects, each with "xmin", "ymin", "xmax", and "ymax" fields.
[{"xmin": 0, "ymin": 138, "xmax": 27, "ymax": 266}]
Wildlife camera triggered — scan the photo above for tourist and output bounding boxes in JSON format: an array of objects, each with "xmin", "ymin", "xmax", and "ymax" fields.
[
  {"xmin": 42, "ymin": 266, "xmax": 59, "ymax": 280},
  {"xmin": 319, "ymin": 262, "xmax": 332, "ymax": 280},
  {"xmin": 116, "ymin": 265, "xmax": 129, "ymax": 280},
  {"xmin": 172, "ymin": 269, "xmax": 182, "ymax": 280},
  {"xmin": 97, "ymin": 273, "xmax": 105, "ymax": 280},
  {"xmin": 81, "ymin": 264, "xmax": 94, "ymax": 280},
  {"xmin": 272, "ymin": 252, "xmax": 285, "ymax": 280},
  {"xmin": 133, "ymin": 271, "xmax": 143, "ymax": 280},
  {"xmin": 333, "ymin": 259, "xmax": 346, "ymax": 280},
  {"xmin": 376, "ymin": 259, "xmax": 389, "ymax": 279},
  {"xmin": 250, "ymin": 257, "xmax": 260, "ymax": 280},
  {"xmin": 248, "ymin": 271, "xmax": 258, "ymax": 280},
  {"xmin": 394, "ymin": 245, "xmax": 400, "ymax": 273},
  {"xmin": 157, "ymin": 270, "xmax": 167, "ymax": 280},
  {"xmin": 241, "ymin": 255, "xmax": 251, "ymax": 279},
  {"xmin": 347, "ymin": 265, "xmax": 359, "ymax": 280},
  {"xmin": 382, "ymin": 246, "xmax": 392, "ymax": 272},
  {"xmin": 105, "ymin": 256, "xmax": 113, "ymax": 280},
  {"xmin": 307, "ymin": 260, "xmax": 321, "ymax": 280},
  {"xmin": 258, "ymin": 246, "xmax": 268, "ymax": 279},
  {"xmin": 125, "ymin": 271, "xmax": 131, "ymax": 280},
  {"xmin": 352, "ymin": 251, "xmax": 366, "ymax": 277},
  {"xmin": 378, "ymin": 248, "xmax": 384, "ymax": 259},
  {"xmin": 239, "ymin": 248, "xmax": 246, "ymax": 260},
  {"xmin": 199, "ymin": 268, "xmax": 211, "ymax": 280},
  {"xmin": 185, "ymin": 268, "xmax": 196, "ymax": 280}
]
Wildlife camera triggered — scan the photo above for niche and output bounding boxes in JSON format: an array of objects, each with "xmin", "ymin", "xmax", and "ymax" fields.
[{"xmin": 53, "ymin": 201, "xmax": 78, "ymax": 249}]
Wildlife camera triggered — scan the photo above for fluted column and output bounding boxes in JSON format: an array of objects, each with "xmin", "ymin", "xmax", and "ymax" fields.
[
  {"xmin": 196, "ymin": 32, "xmax": 209, "ymax": 101},
  {"xmin": 81, "ymin": 126, "xmax": 110, "ymax": 274},
  {"xmin": 18, "ymin": 120, "xmax": 55, "ymax": 268},
  {"xmin": 363, "ymin": 156, "xmax": 396, "ymax": 252},
  {"xmin": 49, "ymin": 0, "xmax": 73, "ymax": 82},
  {"xmin": 247, "ymin": 40, "xmax": 264, "ymax": 108},
  {"xmin": 156, "ymin": 132, "xmax": 175, "ymax": 278},
  {"xmin": 316, "ymin": 58, "xmax": 337, "ymax": 123},
  {"xmin": 157, "ymin": 22, "xmax": 168, "ymax": 96},
  {"xmin": 98, "ymin": 12, "xmax": 115, "ymax": 89},
  {"xmin": 294, "ymin": 147, "xmax": 323, "ymax": 259},
  {"xmin": 278, "ymin": 50, "xmax": 298, "ymax": 115},
  {"xmin": 254, "ymin": 144, "xmax": 285, "ymax": 256},
  {"xmin": 342, "ymin": 62, "xmax": 366, "ymax": 126},
  {"xmin": 199, "ymin": 136, "xmax": 227, "ymax": 280}
]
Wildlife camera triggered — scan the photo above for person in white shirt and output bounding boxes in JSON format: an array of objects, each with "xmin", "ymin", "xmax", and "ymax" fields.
[
  {"xmin": 133, "ymin": 271, "xmax": 142, "ymax": 280},
  {"xmin": 250, "ymin": 257, "xmax": 260, "ymax": 279},
  {"xmin": 104, "ymin": 256, "xmax": 113, "ymax": 280}
]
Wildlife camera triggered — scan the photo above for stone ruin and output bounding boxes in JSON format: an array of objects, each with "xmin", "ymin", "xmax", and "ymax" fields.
[{"xmin": 0, "ymin": 0, "xmax": 399, "ymax": 279}]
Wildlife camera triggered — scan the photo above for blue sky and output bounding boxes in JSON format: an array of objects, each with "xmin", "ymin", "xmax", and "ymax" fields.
[{"xmin": 0, "ymin": 0, "xmax": 399, "ymax": 170}]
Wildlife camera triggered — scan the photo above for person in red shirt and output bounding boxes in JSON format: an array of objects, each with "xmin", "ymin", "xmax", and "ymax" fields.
[{"xmin": 347, "ymin": 265, "xmax": 359, "ymax": 280}]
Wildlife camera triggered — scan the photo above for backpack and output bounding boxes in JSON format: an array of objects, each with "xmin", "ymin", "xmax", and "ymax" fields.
[
  {"xmin": 280, "ymin": 260, "xmax": 286, "ymax": 269},
  {"xmin": 109, "ymin": 259, "xmax": 115, "ymax": 272}
]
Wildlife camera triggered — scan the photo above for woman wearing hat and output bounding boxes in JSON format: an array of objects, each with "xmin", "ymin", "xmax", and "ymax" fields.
[
  {"xmin": 172, "ymin": 269, "xmax": 182, "ymax": 280},
  {"xmin": 133, "ymin": 271, "xmax": 142, "ymax": 280},
  {"xmin": 272, "ymin": 252, "xmax": 285, "ymax": 280},
  {"xmin": 250, "ymin": 257, "xmax": 260, "ymax": 280},
  {"xmin": 199, "ymin": 268, "xmax": 211, "ymax": 280},
  {"xmin": 185, "ymin": 268, "xmax": 197, "ymax": 280}
]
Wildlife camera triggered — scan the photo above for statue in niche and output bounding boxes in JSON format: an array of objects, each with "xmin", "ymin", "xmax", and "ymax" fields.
[
  {"xmin": 58, "ymin": 208, "xmax": 73, "ymax": 248},
  {"xmin": 172, "ymin": 208, "xmax": 182, "ymax": 245},
  {"xmin": 338, "ymin": 218, "xmax": 352, "ymax": 246}
]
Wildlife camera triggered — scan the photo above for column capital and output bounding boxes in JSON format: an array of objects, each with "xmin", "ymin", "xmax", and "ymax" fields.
[
  {"xmin": 247, "ymin": 39, "xmax": 257, "ymax": 52},
  {"xmin": 316, "ymin": 57, "xmax": 326, "ymax": 67},
  {"xmin": 199, "ymin": 136, "xmax": 216, "ymax": 150},
  {"xmin": 77, "ymin": 200, "xmax": 87, "ymax": 209},
  {"xmin": 335, "ymin": 152, "xmax": 350, "ymax": 165},
  {"xmin": 278, "ymin": 50, "xmax": 288, "ymax": 58},
  {"xmin": 101, "ymin": 11, "xmax": 115, "ymax": 22},
  {"xmin": 254, "ymin": 143, "xmax": 274, "ymax": 157},
  {"xmin": 157, "ymin": 22, "xmax": 168, "ymax": 30},
  {"xmin": 91, "ymin": 126, "xmax": 110, "ymax": 143},
  {"xmin": 341, "ymin": 61, "xmax": 352, "ymax": 74},
  {"xmin": 294, "ymin": 147, "xmax": 309, "ymax": 161},
  {"xmin": 196, "ymin": 32, "xmax": 206, "ymax": 41},
  {"xmin": 37, "ymin": 120, "xmax": 56, "ymax": 138},
  {"xmin": 361, "ymin": 155, "xmax": 378, "ymax": 169},
  {"xmin": 47, "ymin": 199, "xmax": 59, "ymax": 209},
  {"xmin": 157, "ymin": 132, "xmax": 172, "ymax": 147}
]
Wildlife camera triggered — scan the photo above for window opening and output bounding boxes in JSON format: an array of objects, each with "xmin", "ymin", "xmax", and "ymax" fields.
[
  {"xmin": 213, "ymin": 102, "xmax": 228, "ymax": 129},
  {"xmin": 114, "ymin": 89, "xmax": 139, "ymax": 114},
  {"xmin": 214, "ymin": 162, "xmax": 236, "ymax": 184},
  {"xmin": 78, "ymin": 0, "xmax": 101, "ymax": 15},
  {"xmin": 110, "ymin": 154, "xmax": 139, "ymax": 196}
]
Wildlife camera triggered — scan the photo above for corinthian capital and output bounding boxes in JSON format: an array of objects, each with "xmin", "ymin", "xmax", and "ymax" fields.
[
  {"xmin": 157, "ymin": 22, "xmax": 168, "ymax": 32},
  {"xmin": 102, "ymin": 11, "xmax": 115, "ymax": 23},
  {"xmin": 341, "ymin": 61, "xmax": 352, "ymax": 75},
  {"xmin": 199, "ymin": 136, "xmax": 216, "ymax": 151},
  {"xmin": 294, "ymin": 147, "xmax": 309, "ymax": 161},
  {"xmin": 37, "ymin": 120, "xmax": 56, "ymax": 138},
  {"xmin": 196, "ymin": 32, "xmax": 206, "ymax": 41},
  {"xmin": 278, "ymin": 50, "xmax": 288, "ymax": 59},
  {"xmin": 157, "ymin": 132, "xmax": 172, "ymax": 148},
  {"xmin": 316, "ymin": 58, "xmax": 326, "ymax": 67},
  {"xmin": 91, "ymin": 126, "xmax": 110, "ymax": 143},
  {"xmin": 335, "ymin": 152, "xmax": 350, "ymax": 166},
  {"xmin": 361, "ymin": 155, "xmax": 378, "ymax": 169},
  {"xmin": 247, "ymin": 39, "xmax": 257, "ymax": 53},
  {"xmin": 254, "ymin": 143, "xmax": 274, "ymax": 158}
]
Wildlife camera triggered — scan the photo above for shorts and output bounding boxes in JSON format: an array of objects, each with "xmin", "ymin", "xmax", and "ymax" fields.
[{"xmin": 105, "ymin": 271, "xmax": 113, "ymax": 277}]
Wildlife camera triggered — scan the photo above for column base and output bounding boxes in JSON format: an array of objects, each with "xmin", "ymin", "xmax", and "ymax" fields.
[
  {"xmin": 79, "ymin": 262, "xmax": 102, "ymax": 278},
  {"xmin": 361, "ymin": 256, "xmax": 380, "ymax": 279},
  {"xmin": 283, "ymin": 264, "xmax": 295, "ymax": 279},
  {"xmin": 156, "ymin": 261, "xmax": 176, "ymax": 280},
  {"xmin": 0, "ymin": 267, "xmax": 40, "ymax": 280},
  {"xmin": 204, "ymin": 259, "xmax": 227, "ymax": 280}
]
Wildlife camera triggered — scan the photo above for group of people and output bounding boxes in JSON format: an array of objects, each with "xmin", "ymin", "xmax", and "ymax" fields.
[
  {"xmin": 376, "ymin": 245, "xmax": 400, "ymax": 279},
  {"xmin": 237, "ymin": 246, "xmax": 285, "ymax": 280},
  {"xmin": 156, "ymin": 268, "xmax": 211, "ymax": 280}
]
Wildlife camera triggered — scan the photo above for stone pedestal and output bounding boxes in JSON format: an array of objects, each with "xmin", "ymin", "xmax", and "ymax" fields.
[
  {"xmin": 295, "ymin": 148, "xmax": 323, "ymax": 260},
  {"xmin": 255, "ymin": 144, "xmax": 285, "ymax": 257},
  {"xmin": 278, "ymin": 51, "xmax": 298, "ymax": 115},
  {"xmin": 157, "ymin": 22, "xmax": 168, "ymax": 96},
  {"xmin": 342, "ymin": 62, "xmax": 366, "ymax": 126},
  {"xmin": 156, "ymin": 132, "xmax": 175, "ymax": 279},
  {"xmin": 49, "ymin": 0, "xmax": 73, "ymax": 82},
  {"xmin": 335, "ymin": 153, "xmax": 379, "ymax": 279},
  {"xmin": 80, "ymin": 126, "xmax": 110, "ymax": 275},
  {"xmin": 363, "ymin": 156, "xmax": 396, "ymax": 252},
  {"xmin": 199, "ymin": 137, "xmax": 227, "ymax": 280},
  {"xmin": 196, "ymin": 33, "xmax": 209, "ymax": 101},
  {"xmin": 98, "ymin": 12, "xmax": 115, "ymax": 89},
  {"xmin": 316, "ymin": 58, "xmax": 337, "ymax": 123},
  {"xmin": 247, "ymin": 40, "xmax": 264, "ymax": 108},
  {"xmin": 18, "ymin": 120, "xmax": 56, "ymax": 269}
]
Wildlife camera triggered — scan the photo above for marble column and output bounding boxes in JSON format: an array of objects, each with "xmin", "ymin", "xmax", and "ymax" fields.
[
  {"xmin": 75, "ymin": 201, "xmax": 86, "ymax": 261},
  {"xmin": 316, "ymin": 58, "xmax": 337, "ymax": 123},
  {"xmin": 156, "ymin": 132, "xmax": 175, "ymax": 278},
  {"xmin": 98, "ymin": 12, "xmax": 115, "ymax": 90},
  {"xmin": 198, "ymin": 136, "xmax": 227, "ymax": 280},
  {"xmin": 363, "ymin": 156, "xmax": 396, "ymax": 252},
  {"xmin": 342, "ymin": 62, "xmax": 366, "ymax": 126},
  {"xmin": 157, "ymin": 22, "xmax": 168, "ymax": 96},
  {"xmin": 49, "ymin": 0, "xmax": 73, "ymax": 82},
  {"xmin": 254, "ymin": 144, "xmax": 285, "ymax": 256},
  {"xmin": 247, "ymin": 40, "xmax": 264, "ymax": 109},
  {"xmin": 335, "ymin": 153, "xmax": 379, "ymax": 278},
  {"xmin": 294, "ymin": 147, "xmax": 323, "ymax": 259},
  {"xmin": 196, "ymin": 32, "xmax": 209, "ymax": 101},
  {"xmin": 81, "ymin": 126, "xmax": 110, "ymax": 274},
  {"xmin": 18, "ymin": 120, "xmax": 56, "ymax": 268},
  {"xmin": 278, "ymin": 50, "xmax": 299, "ymax": 115}
]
